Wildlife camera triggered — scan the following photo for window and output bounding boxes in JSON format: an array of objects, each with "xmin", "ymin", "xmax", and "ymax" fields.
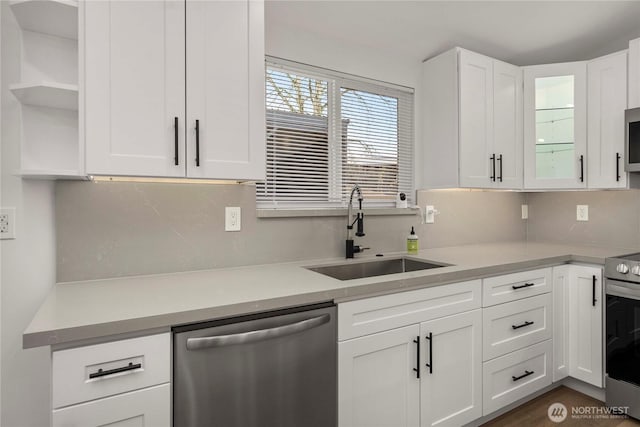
[{"xmin": 257, "ymin": 58, "xmax": 414, "ymax": 209}]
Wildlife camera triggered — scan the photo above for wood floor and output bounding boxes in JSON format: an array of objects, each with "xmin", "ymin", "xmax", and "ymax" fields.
[{"xmin": 483, "ymin": 386, "xmax": 640, "ymax": 427}]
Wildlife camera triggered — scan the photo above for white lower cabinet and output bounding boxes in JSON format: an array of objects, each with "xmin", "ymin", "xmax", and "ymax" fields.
[
  {"xmin": 338, "ymin": 280, "xmax": 482, "ymax": 427},
  {"xmin": 568, "ymin": 265, "xmax": 603, "ymax": 387},
  {"xmin": 552, "ymin": 264, "xmax": 603, "ymax": 387},
  {"xmin": 482, "ymin": 340, "xmax": 553, "ymax": 415},
  {"xmin": 338, "ymin": 324, "xmax": 420, "ymax": 427},
  {"xmin": 52, "ymin": 384, "xmax": 170, "ymax": 427},
  {"xmin": 51, "ymin": 333, "xmax": 171, "ymax": 427},
  {"xmin": 482, "ymin": 293, "xmax": 552, "ymax": 360},
  {"xmin": 420, "ymin": 310, "xmax": 482, "ymax": 427}
]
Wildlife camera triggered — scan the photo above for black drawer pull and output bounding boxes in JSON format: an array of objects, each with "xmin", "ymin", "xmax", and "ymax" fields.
[
  {"xmin": 592, "ymin": 275, "xmax": 597, "ymax": 307},
  {"xmin": 498, "ymin": 154, "xmax": 503, "ymax": 182},
  {"xmin": 425, "ymin": 332, "xmax": 433, "ymax": 374},
  {"xmin": 195, "ymin": 119, "xmax": 200, "ymax": 167},
  {"xmin": 89, "ymin": 362, "xmax": 141, "ymax": 379},
  {"xmin": 579, "ymin": 155, "xmax": 584, "ymax": 182},
  {"xmin": 512, "ymin": 321, "xmax": 534, "ymax": 330},
  {"xmin": 174, "ymin": 117, "xmax": 179, "ymax": 166},
  {"xmin": 490, "ymin": 154, "xmax": 496, "ymax": 182},
  {"xmin": 512, "ymin": 282, "xmax": 535, "ymax": 290},
  {"xmin": 616, "ymin": 152, "xmax": 621, "ymax": 181},
  {"xmin": 512, "ymin": 370, "xmax": 534, "ymax": 382},
  {"xmin": 413, "ymin": 336, "xmax": 420, "ymax": 379}
]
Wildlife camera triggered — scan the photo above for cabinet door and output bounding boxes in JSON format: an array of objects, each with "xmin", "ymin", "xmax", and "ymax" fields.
[
  {"xmin": 338, "ymin": 324, "xmax": 420, "ymax": 427},
  {"xmin": 523, "ymin": 62, "xmax": 587, "ymax": 189},
  {"xmin": 459, "ymin": 49, "xmax": 494, "ymax": 188},
  {"xmin": 552, "ymin": 265, "xmax": 570, "ymax": 382},
  {"xmin": 52, "ymin": 383, "xmax": 170, "ymax": 427},
  {"xmin": 85, "ymin": 1, "xmax": 186, "ymax": 177},
  {"xmin": 569, "ymin": 265, "xmax": 603, "ymax": 387},
  {"xmin": 629, "ymin": 38, "xmax": 640, "ymax": 109},
  {"xmin": 588, "ymin": 51, "xmax": 628, "ymax": 189},
  {"xmin": 420, "ymin": 310, "xmax": 482, "ymax": 427},
  {"xmin": 186, "ymin": 0, "xmax": 265, "ymax": 180},
  {"xmin": 493, "ymin": 60, "xmax": 523, "ymax": 189}
]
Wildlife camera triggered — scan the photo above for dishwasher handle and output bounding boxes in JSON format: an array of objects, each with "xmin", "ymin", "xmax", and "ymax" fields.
[{"xmin": 186, "ymin": 313, "xmax": 331, "ymax": 350}]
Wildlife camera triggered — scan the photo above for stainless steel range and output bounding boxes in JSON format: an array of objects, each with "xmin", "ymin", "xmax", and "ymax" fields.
[{"xmin": 604, "ymin": 253, "xmax": 640, "ymax": 420}]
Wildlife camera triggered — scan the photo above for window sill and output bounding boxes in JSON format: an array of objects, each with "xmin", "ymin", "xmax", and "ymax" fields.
[{"xmin": 256, "ymin": 207, "xmax": 420, "ymax": 218}]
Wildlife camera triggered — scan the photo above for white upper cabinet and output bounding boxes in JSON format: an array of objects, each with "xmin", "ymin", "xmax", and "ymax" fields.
[
  {"xmin": 85, "ymin": 0, "xmax": 265, "ymax": 180},
  {"xmin": 523, "ymin": 62, "xmax": 587, "ymax": 189},
  {"xmin": 422, "ymin": 48, "xmax": 522, "ymax": 189},
  {"xmin": 85, "ymin": 1, "xmax": 186, "ymax": 177},
  {"xmin": 458, "ymin": 50, "xmax": 494, "ymax": 187},
  {"xmin": 629, "ymin": 38, "xmax": 640, "ymax": 109},
  {"xmin": 588, "ymin": 50, "xmax": 628, "ymax": 189},
  {"xmin": 185, "ymin": 0, "xmax": 265, "ymax": 180}
]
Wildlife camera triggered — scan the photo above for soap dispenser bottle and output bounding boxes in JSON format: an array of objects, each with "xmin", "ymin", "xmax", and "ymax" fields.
[{"xmin": 407, "ymin": 226, "xmax": 419, "ymax": 254}]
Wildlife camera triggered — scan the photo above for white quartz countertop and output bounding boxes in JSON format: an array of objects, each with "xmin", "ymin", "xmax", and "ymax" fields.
[{"xmin": 23, "ymin": 241, "xmax": 633, "ymax": 349}]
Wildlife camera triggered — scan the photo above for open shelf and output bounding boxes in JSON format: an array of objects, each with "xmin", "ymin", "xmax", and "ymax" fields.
[
  {"xmin": 10, "ymin": 82, "xmax": 78, "ymax": 110},
  {"xmin": 10, "ymin": 0, "xmax": 78, "ymax": 40}
]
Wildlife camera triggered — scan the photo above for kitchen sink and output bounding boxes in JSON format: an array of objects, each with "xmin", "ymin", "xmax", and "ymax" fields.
[{"xmin": 306, "ymin": 257, "xmax": 448, "ymax": 281}]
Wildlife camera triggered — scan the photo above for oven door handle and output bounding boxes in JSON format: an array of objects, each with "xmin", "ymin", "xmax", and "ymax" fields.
[
  {"xmin": 185, "ymin": 314, "xmax": 330, "ymax": 350},
  {"xmin": 606, "ymin": 282, "xmax": 640, "ymax": 301}
]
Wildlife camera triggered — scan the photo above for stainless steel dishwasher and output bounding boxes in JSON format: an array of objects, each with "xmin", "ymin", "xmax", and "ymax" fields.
[{"xmin": 173, "ymin": 302, "xmax": 337, "ymax": 427}]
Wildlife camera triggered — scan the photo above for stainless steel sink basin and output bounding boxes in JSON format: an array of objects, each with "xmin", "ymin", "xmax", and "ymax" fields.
[{"xmin": 306, "ymin": 257, "xmax": 448, "ymax": 281}]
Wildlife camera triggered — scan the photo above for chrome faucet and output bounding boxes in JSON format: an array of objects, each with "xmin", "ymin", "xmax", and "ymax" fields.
[{"xmin": 346, "ymin": 184, "xmax": 368, "ymax": 258}]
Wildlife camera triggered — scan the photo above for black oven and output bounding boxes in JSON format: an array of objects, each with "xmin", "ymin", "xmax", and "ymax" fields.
[
  {"xmin": 625, "ymin": 107, "xmax": 640, "ymax": 172},
  {"xmin": 605, "ymin": 277, "xmax": 640, "ymax": 419},
  {"xmin": 606, "ymin": 281, "xmax": 640, "ymax": 385}
]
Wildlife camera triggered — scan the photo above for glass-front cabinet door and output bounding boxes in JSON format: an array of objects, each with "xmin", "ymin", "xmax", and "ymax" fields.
[{"xmin": 523, "ymin": 62, "xmax": 587, "ymax": 189}]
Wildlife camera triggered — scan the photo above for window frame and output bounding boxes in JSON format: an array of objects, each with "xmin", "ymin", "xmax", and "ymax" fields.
[{"xmin": 259, "ymin": 57, "xmax": 415, "ymax": 210}]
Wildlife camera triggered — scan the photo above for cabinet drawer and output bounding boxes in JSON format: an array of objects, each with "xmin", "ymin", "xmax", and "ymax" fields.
[
  {"xmin": 482, "ymin": 340, "xmax": 552, "ymax": 416},
  {"xmin": 52, "ymin": 333, "xmax": 170, "ymax": 409},
  {"xmin": 482, "ymin": 267, "xmax": 552, "ymax": 307},
  {"xmin": 52, "ymin": 383, "xmax": 170, "ymax": 427},
  {"xmin": 483, "ymin": 293, "xmax": 552, "ymax": 360},
  {"xmin": 338, "ymin": 280, "xmax": 481, "ymax": 340}
]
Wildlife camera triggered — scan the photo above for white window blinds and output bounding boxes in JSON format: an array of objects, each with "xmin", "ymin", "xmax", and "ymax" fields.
[{"xmin": 257, "ymin": 59, "xmax": 414, "ymax": 208}]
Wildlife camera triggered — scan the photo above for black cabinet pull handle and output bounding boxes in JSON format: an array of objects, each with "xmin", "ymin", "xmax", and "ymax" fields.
[
  {"xmin": 579, "ymin": 155, "xmax": 584, "ymax": 182},
  {"xmin": 174, "ymin": 117, "xmax": 179, "ymax": 166},
  {"xmin": 593, "ymin": 275, "xmax": 597, "ymax": 306},
  {"xmin": 413, "ymin": 336, "xmax": 420, "ymax": 379},
  {"xmin": 512, "ymin": 282, "xmax": 535, "ymax": 290},
  {"xmin": 512, "ymin": 370, "xmax": 534, "ymax": 382},
  {"xmin": 616, "ymin": 152, "xmax": 621, "ymax": 181},
  {"xmin": 195, "ymin": 119, "xmax": 200, "ymax": 167},
  {"xmin": 498, "ymin": 154, "xmax": 503, "ymax": 182},
  {"xmin": 512, "ymin": 320, "xmax": 534, "ymax": 330},
  {"xmin": 89, "ymin": 362, "xmax": 141, "ymax": 379},
  {"xmin": 490, "ymin": 154, "xmax": 496, "ymax": 182},
  {"xmin": 425, "ymin": 332, "xmax": 433, "ymax": 374}
]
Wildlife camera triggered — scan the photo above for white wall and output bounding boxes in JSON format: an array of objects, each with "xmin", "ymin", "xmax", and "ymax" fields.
[{"xmin": 1, "ymin": 2, "xmax": 56, "ymax": 426}]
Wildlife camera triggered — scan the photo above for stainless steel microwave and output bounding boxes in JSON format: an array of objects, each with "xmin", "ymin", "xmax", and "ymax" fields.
[{"xmin": 626, "ymin": 107, "xmax": 640, "ymax": 172}]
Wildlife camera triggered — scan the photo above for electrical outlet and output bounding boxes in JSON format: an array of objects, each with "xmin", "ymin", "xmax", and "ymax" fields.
[
  {"xmin": 577, "ymin": 205, "xmax": 589, "ymax": 221},
  {"xmin": 0, "ymin": 207, "xmax": 16, "ymax": 239},
  {"xmin": 225, "ymin": 207, "xmax": 241, "ymax": 231},
  {"xmin": 521, "ymin": 204, "xmax": 529, "ymax": 220},
  {"xmin": 425, "ymin": 205, "xmax": 436, "ymax": 224}
]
